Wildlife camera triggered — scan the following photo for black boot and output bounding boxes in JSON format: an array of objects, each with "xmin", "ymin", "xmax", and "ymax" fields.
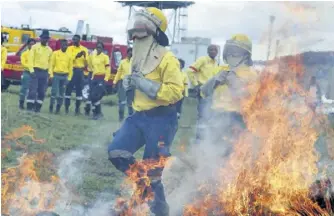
[
  {"xmin": 19, "ymin": 100, "xmax": 25, "ymax": 110},
  {"xmin": 55, "ymin": 104, "xmax": 61, "ymax": 114},
  {"xmin": 49, "ymin": 105, "xmax": 54, "ymax": 113},
  {"xmin": 35, "ymin": 103, "xmax": 42, "ymax": 113},
  {"xmin": 93, "ymin": 105, "xmax": 103, "ymax": 120},
  {"xmin": 75, "ymin": 100, "xmax": 81, "ymax": 115},
  {"xmin": 26, "ymin": 102, "xmax": 35, "ymax": 112},
  {"xmin": 84, "ymin": 104, "xmax": 91, "ymax": 116}
]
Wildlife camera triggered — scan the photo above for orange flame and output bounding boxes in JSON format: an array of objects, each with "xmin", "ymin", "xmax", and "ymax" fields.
[
  {"xmin": 1, "ymin": 126, "xmax": 60, "ymax": 216},
  {"xmin": 184, "ymin": 56, "xmax": 333, "ymax": 215},
  {"xmin": 114, "ymin": 156, "xmax": 172, "ymax": 215}
]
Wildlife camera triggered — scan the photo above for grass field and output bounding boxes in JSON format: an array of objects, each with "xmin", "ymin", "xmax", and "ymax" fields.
[{"xmin": 1, "ymin": 86, "xmax": 197, "ymax": 210}]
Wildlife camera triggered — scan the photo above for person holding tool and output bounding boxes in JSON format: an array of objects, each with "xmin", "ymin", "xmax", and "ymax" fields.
[{"xmin": 108, "ymin": 7, "xmax": 184, "ymax": 216}]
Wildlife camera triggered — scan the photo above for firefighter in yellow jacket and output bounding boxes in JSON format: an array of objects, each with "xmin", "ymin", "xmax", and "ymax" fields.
[
  {"xmin": 49, "ymin": 39, "xmax": 73, "ymax": 114},
  {"xmin": 19, "ymin": 38, "xmax": 36, "ymax": 109},
  {"xmin": 26, "ymin": 30, "xmax": 52, "ymax": 112},
  {"xmin": 1, "ymin": 33, "xmax": 8, "ymax": 90},
  {"xmin": 65, "ymin": 35, "xmax": 89, "ymax": 115},
  {"xmin": 108, "ymin": 7, "xmax": 184, "ymax": 216},
  {"xmin": 186, "ymin": 44, "xmax": 219, "ymax": 142},
  {"xmin": 201, "ymin": 34, "xmax": 258, "ymax": 155},
  {"xmin": 113, "ymin": 47, "xmax": 134, "ymax": 121},
  {"xmin": 85, "ymin": 41, "xmax": 110, "ymax": 120}
]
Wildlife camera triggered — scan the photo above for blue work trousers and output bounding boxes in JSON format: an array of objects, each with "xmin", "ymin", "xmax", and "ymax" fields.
[{"xmin": 108, "ymin": 107, "xmax": 178, "ymax": 216}]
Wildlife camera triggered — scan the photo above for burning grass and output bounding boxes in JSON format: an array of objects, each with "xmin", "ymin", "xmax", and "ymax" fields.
[
  {"xmin": 183, "ymin": 58, "xmax": 334, "ymax": 215},
  {"xmin": 1, "ymin": 126, "xmax": 60, "ymax": 216}
]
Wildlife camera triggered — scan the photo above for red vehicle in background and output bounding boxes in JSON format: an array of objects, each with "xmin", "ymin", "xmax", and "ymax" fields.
[{"xmin": 2, "ymin": 39, "xmax": 128, "ymax": 96}]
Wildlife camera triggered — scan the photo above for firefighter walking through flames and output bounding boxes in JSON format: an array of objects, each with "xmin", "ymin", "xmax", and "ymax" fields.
[
  {"xmin": 201, "ymin": 34, "xmax": 258, "ymax": 154},
  {"xmin": 108, "ymin": 7, "xmax": 184, "ymax": 216}
]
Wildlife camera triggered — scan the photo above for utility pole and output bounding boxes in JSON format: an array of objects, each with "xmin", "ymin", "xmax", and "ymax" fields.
[{"xmin": 267, "ymin": 15, "xmax": 275, "ymax": 61}]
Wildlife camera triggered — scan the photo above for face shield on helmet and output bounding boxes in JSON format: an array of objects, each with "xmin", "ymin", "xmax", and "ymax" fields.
[
  {"xmin": 127, "ymin": 9, "xmax": 161, "ymax": 41},
  {"xmin": 223, "ymin": 43, "xmax": 251, "ymax": 68}
]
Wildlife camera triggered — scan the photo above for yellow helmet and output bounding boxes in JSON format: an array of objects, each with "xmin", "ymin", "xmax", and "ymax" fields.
[
  {"xmin": 225, "ymin": 34, "xmax": 252, "ymax": 53},
  {"xmin": 146, "ymin": 7, "xmax": 168, "ymax": 32}
]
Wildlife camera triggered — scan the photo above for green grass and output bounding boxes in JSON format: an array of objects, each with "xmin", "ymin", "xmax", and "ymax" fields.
[{"xmin": 1, "ymin": 85, "xmax": 197, "ymax": 204}]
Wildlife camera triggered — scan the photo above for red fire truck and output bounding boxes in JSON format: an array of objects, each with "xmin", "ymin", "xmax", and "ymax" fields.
[{"xmin": 2, "ymin": 39, "xmax": 128, "ymax": 96}]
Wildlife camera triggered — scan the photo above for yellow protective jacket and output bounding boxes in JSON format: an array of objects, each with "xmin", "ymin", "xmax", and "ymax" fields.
[
  {"xmin": 49, "ymin": 50, "xmax": 73, "ymax": 80},
  {"xmin": 1, "ymin": 45, "xmax": 7, "ymax": 70},
  {"xmin": 88, "ymin": 52, "xmax": 111, "ymax": 81},
  {"xmin": 21, "ymin": 49, "xmax": 31, "ymax": 71},
  {"xmin": 186, "ymin": 56, "xmax": 218, "ymax": 86},
  {"xmin": 133, "ymin": 51, "xmax": 184, "ymax": 112},
  {"xmin": 182, "ymin": 72, "xmax": 189, "ymax": 97},
  {"xmin": 113, "ymin": 58, "xmax": 131, "ymax": 84},
  {"xmin": 211, "ymin": 66, "xmax": 259, "ymax": 112},
  {"xmin": 67, "ymin": 45, "xmax": 88, "ymax": 68},
  {"xmin": 28, "ymin": 43, "xmax": 52, "ymax": 72}
]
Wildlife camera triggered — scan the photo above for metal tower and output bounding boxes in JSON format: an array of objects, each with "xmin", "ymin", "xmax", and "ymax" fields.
[{"xmin": 117, "ymin": 1, "xmax": 194, "ymax": 46}]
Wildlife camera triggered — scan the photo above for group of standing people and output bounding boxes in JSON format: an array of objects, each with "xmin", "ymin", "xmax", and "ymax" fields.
[{"xmin": 18, "ymin": 30, "xmax": 110, "ymax": 119}]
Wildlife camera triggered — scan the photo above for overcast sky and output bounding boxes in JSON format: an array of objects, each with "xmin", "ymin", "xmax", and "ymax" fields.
[{"xmin": 1, "ymin": 1, "xmax": 334, "ymax": 60}]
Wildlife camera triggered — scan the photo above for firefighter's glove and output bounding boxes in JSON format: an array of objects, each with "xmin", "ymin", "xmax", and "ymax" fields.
[{"xmin": 130, "ymin": 73, "xmax": 161, "ymax": 100}]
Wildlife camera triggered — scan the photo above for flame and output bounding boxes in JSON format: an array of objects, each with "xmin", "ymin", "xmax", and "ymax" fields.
[
  {"xmin": 1, "ymin": 126, "xmax": 60, "ymax": 216},
  {"xmin": 183, "ymin": 56, "xmax": 333, "ymax": 215},
  {"xmin": 114, "ymin": 156, "xmax": 172, "ymax": 215}
]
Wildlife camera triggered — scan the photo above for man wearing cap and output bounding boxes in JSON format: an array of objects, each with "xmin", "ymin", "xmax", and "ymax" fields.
[
  {"xmin": 65, "ymin": 34, "xmax": 89, "ymax": 115},
  {"xmin": 113, "ymin": 47, "xmax": 134, "ymax": 122},
  {"xmin": 108, "ymin": 7, "xmax": 184, "ymax": 216},
  {"xmin": 26, "ymin": 30, "xmax": 52, "ymax": 112},
  {"xmin": 19, "ymin": 38, "xmax": 36, "ymax": 109},
  {"xmin": 186, "ymin": 44, "xmax": 219, "ymax": 142}
]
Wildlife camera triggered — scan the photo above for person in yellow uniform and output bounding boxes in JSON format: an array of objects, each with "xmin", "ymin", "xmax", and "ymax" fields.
[
  {"xmin": 186, "ymin": 44, "xmax": 219, "ymax": 142},
  {"xmin": 65, "ymin": 34, "xmax": 88, "ymax": 115},
  {"xmin": 19, "ymin": 38, "xmax": 36, "ymax": 109},
  {"xmin": 1, "ymin": 33, "xmax": 8, "ymax": 90},
  {"xmin": 108, "ymin": 7, "xmax": 184, "ymax": 216},
  {"xmin": 201, "ymin": 34, "xmax": 258, "ymax": 155},
  {"xmin": 26, "ymin": 30, "xmax": 52, "ymax": 112},
  {"xmin": 176, "ymin": 58, "xmax": 189, "ymax": 119},
  {"xmin": 85, "ymin": 42, "xmax": 110, "ymax": 120},
  {"xmin": 48, "ymin": 39, "xmax": 73, "ymax": 114},
  {"xmin": 113, "ymin": 47, "xmax": 133, "ymax": 121}
]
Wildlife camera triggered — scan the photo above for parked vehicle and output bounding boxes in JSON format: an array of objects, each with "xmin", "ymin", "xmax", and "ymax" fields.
[{"xmin": 2, "ymin": 39, "xmax": 128, "ymax": 95}]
